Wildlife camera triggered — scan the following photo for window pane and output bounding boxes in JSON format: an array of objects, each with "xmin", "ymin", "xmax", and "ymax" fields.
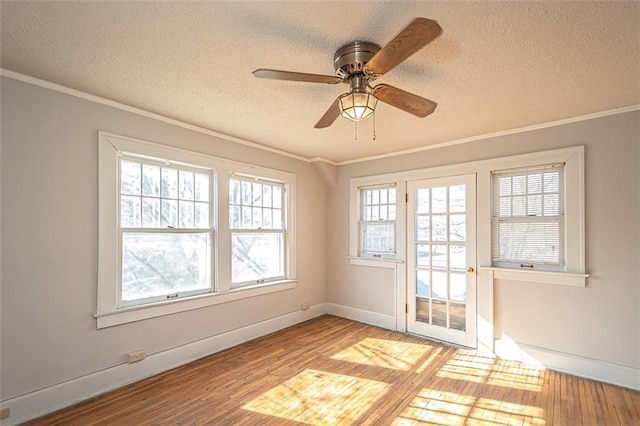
[
  {"xmin": 252, "ymin": 207, "xmax": 262, "ymax": 228},
  {"xmin": 499, "ymin": 197, "xmax": 511, "ymax": 217},
  {"xmin": 544, "ymin": 194, "xmax": 559, "ymax": 216},
  {"xmin": 544, "ymin": 171, "xmax": 559, "ymax": 192},
  {"xmin": 161, "ymin": 199, "xmax": 177, "ymax": 228},
  {"xmin": 380, "ymin": 189, "xmax": 388, "ymax": 204},
  {"xmin": 499, "ymin": 176, "xmax": 511, "ymax": 196},
  {"xmin": 230, "ymin": 179, "xmax": 241, "ymax": 205},
  {"xmin": 241, "ymin": 181, "xmax": 251, "ymax": 204},
  {"xmin": 142, "ymin": 164, "xmax": 160, "ymax": 197},
  {"xmin": 242, "ymin": 206, "xmax": 252, "ymax": 228},
  {"xmin": 195, "ymin": 202, "xmax": 209, "ymax": 228},
  {"xmin": 195, "ymin": 173, "xmax": 209, "ymax": 202},
  {"xmin": 161, "ymin": 168, "xmax": 178, "ymax": 199},
  {"xmin": 431, "ymin": 187, "xmax": 447, "ymax": 213},
  {"xmin": 528, "ymin": 195, "xmax": 542, "ymax": 216},
  {"xmin": 263, "ymin": 208, "xmax": 273, "ymax": 228},
  {"xmin": 432, "ymin": 244, "xmax": 447, "ymax": 269},
  {"xmin": 179, "ymin": 170, "xmax": 194, "ymax": 200},
  {"xmin": 449, "ymin": 185, "xmax": 465, "ymax": 213},
  {"xmin": 416, "ymin": 270, "xmax": 430, "ymax": 296},
  {"xmin": 432, "ymin": 271, "xmax": 447, "ymax": 299},
  {"xmin": 229, "ymin": 205, "xmax": 240, "ymax": 229},
  {"xmin": 513, "ymin": 175, "xmax": 526, "ymax": 195},
  {"xmin": 416, "ymin": 297, "xmax": 429, "ymax": 323},
  {"xmin": 416, "ymin": 189, "xmax": 429, "ymax": 213},
  {"xmin": 122, "ymin": 232, "xmax": 210, "ymax": 302},
  {"xmin": 121, "ymin": 195, "xmax": 141, "ymax": 227},
  {"xmin": 263, "ymin": 185, "xmax": 272, "ymax": 208},
  {"xmin": 416, "ymin": 216, "xmax": 430, "ymax": 241},
  {"xmin": 431, "ymin": 215, "xmax": 447, "ymax": 241},
  {"xmin": 142, "ymin": 197, "xmax": 160, "ymax": 228},
  {"xmin": 416, "ymin": 243, "xmax": 430, "ymax": 267},
  {"xmin": 179, "ymin": 201, "xmax": 194, "ymax": 228},
  {"xmin": 362, "ymin": 222, "xmax": 395, "ymax": 254},
  {"xmin": 450, "ymin": 302, "xmax": 466, "ymax": 331},
  {"xmin": 450, "ymin": 273, "xmax": 466, "ymax": 302},
  {"xmin": 432, "ymin": 300, "xmax": 447, "ymax": 327},
  {"xmin": 388, "ymin": 188, "xmax": 396, "ymax": 204},
  {"xmin": 449, "ymin": 215, "xmax": 466, "ymax": 242},
  {"xmin": 273, "ymin": 186, "xmax": 282, "ymax": 208},
  {"xmin": 528, "ymin": 173, "xmax": 542, "ymax": 194},
  {"xmin": 388, "ymin": 205, "xmax": 396, "ymax": 221},
  {"xmin": 252, "ymin": 182, "xmax": 263, "ymax": 206},
  {"xmin": 121, "ymin": 161, "xmax": 141, "ymax": 195},
  {"xmin": 450, "ymin": 244, "xmax": 466, "ymax": 270},
  {"xmin": 512, "ymin": 196, "xmax": 526, "ymax": 216},
  {"xmin": 273, "ymin": 209, "xmax": 283, "ymax": 229},
  {"xmin": 498, "ymin": 221, "xmax": 561, "ymax": 263},
  {"xmin": 232, "ymin": 233, "xmax": 283, "ymax": 283}
]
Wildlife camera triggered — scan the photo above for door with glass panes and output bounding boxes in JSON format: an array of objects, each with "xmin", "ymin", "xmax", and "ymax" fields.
[{"xmin": 407, "ymin": 174, "xmax": 477, "ymax": 347}]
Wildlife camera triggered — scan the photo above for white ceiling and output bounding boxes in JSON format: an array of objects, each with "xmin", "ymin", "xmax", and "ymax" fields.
[{"xmin": 1, "ymin": 1, "xmax": 639, "ymax": 162}]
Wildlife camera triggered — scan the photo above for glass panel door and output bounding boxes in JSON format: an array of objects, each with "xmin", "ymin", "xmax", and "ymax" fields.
[{"xmin": 407, "ymin": 174, "xmax": 477, "ymax": 347}]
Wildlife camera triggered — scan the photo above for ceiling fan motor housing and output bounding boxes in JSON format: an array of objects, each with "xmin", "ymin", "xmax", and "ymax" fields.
[{"xmin": 333, "ymin": 41, "xmax": 381, "ymax": 79}]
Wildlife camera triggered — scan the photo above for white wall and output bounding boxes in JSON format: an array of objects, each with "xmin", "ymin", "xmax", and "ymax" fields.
[
  {"xmin": 328, "ymin": 111, "xmax": 640, "ymax": 372},
  {"xmin": 0, "ymin": 76, "xmax": 328, "ymax": 401}
]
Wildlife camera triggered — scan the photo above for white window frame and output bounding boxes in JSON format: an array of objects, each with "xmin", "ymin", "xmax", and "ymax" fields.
[
  {"xmin": 97, "ymin": 132, "xmax": 297, "ymax": 329},
  {"xmin": 228, "ymin": 175, "xmax": 288, "ymax": 288},
  {"xmin": 490, "ymin": 163, "xmax": 566, "ymax": 272},
  {"xmin": 358, "ymin": 183, "xmax": 398, "ymax": 259},
  {"xmin": 349, "ymin": 177, "xmax": 405, "ymax": 266}
]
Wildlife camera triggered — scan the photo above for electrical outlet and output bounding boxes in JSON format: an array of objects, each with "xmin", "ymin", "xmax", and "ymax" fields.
[
  {"xmin": 300, "ymin": 301, "xmax": 310, "ymax": 310},
  {"xmin": 128, "ymin": 349, "xmax": 146, "ymax": 363},
  {"xmin": 0, "ymin": 407, "xmax": 9, "ymax": 420}
]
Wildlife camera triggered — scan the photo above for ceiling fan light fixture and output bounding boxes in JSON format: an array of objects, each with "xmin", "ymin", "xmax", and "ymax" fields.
[{"xmin": 339, "ymin": 92, "xmax": 377, "ymax": 122}]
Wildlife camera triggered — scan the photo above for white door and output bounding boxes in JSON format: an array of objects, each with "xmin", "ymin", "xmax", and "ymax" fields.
[{"xmin": 407, "ymin": 174, "xmax": 477, "ymax": 347}]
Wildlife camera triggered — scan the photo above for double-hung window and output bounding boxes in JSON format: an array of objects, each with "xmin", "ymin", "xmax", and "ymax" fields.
[
  {"xmin": 359, "ymin": 184, "xmax": 397, "ymax": 258},
  {"xmin": 229, "ymin": 177, "xmax": 286, "ymax": 286},
  {"xmin": 119, "ymin": 157, "xmax": 214, "ymax": 306},
  {"xmin": 98, "ymin": 132, "xmax": 297, "ymax": 328},
  {"xmin": 491, "ymin": 163, "xmax": 565, "ymax": 271}
]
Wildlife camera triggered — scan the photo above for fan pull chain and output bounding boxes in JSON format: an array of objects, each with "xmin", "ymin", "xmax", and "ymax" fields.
[
  {"xmin": 354, "ymin": 121, "xmax": 358, "ymax": 142},
  {"xmin": 372, "ymin": 112, "xmax": 377, "ymax": 141}
]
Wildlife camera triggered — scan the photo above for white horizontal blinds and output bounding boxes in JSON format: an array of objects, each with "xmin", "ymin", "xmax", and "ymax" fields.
[
  {"xmin": 491, "ymin": 163, "xmax": 565, "ymax": 271},
  {"xmin": 119, "ymin": 156, "xmax": 213, "ymax": 306},
  {"xmin": 360, "ymin": 183, "xmax": 397, "ymax": 256},
  {"xmin": 229, "ymin": 177, "xmax": 285, "ymax": 285}
]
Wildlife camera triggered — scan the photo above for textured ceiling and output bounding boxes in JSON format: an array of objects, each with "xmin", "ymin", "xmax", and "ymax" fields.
[{"xmin": 1, "ymin": 1, "xmax": 639, "ymax": 162}]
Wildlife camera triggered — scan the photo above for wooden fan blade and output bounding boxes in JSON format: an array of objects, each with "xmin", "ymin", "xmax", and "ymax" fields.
[
  {"xmin": 372, "ymin": 84, "xmax": 437, "ymax": 117},
  {"xmin": 253, "ymin": 69, "xmax": 344, "ymax": 84},
  {"xmin": 364, "ymin": 18, "xmax": 442, "ymax": 76},
  {"xmin": 315, "ymin": 96, "xmax": 342, "ymax": 128}
]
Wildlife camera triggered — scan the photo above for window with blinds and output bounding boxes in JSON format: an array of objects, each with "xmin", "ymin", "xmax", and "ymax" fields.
[{"xmin": 491, "ymin": 164, "xmax": 565, "ymax": 271}]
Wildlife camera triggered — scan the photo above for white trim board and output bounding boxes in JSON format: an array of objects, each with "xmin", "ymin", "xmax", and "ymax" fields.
[
  {"xmin": 327, "ymin": 302, "xmax": 396, "ymax": 331},
  {"xmin": 0, "ymin": 304, "xmax": 327, "ymax": 426},
  {"xmin": 2, "ymin": 69, "xmax": 638, "ymax": 166},
  {"xmin": 495, "ymin": 338, "xmax": 640, "ymax": 391}
]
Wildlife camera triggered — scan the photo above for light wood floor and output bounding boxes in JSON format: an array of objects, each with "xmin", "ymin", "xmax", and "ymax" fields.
[{"xmin": 26, "ymin": 315, "xmax": 639, "ymax": 425}]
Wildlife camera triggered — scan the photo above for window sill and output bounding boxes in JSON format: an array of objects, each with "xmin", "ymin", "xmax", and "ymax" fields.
[
  {"xmin": 349, "ymin": 257, "xmax": 404, "ymax": 269},
  {"xmin": 479, "ymin": 267, "xmax": 589, "ymax": 287},
  {"xmin": 94, "ymin": 279, "xmax": 298, "ymax": 329}
]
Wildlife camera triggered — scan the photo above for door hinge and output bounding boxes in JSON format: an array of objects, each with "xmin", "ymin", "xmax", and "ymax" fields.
[
  {"xmin": 405, "ymin": 303, "xmax": 408, "ymax": 313},
  {"xmin": 405, "ymin": 193, "xmax": 408, "ymax": 203}
]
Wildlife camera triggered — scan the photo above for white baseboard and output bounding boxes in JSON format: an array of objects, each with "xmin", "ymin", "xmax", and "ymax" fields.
[
  {"xmin": 0, "ymin": 304, "xmax": 327, "ymax": 426},
  {"xmin": 327, "ymin": 302, "xmax": 395, "ymax": 331},
  {"xmin": 495, "ymin": 338, "xmax": 640, "ymax": 391}
]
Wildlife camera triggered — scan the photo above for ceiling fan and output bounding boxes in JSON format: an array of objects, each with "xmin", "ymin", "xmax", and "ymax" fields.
[{"xmin": 252, "ymin": 17, "xmax": 442, "ymax": 129}]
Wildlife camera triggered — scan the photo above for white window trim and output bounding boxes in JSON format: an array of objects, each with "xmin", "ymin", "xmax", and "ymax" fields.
[
  {"xmin": 97, "ymin": 131, "xmax": 297, "ymax": 328},
  {"xmin": 349, "ymin": 177, "xmax": 405, "ymax": 264}
]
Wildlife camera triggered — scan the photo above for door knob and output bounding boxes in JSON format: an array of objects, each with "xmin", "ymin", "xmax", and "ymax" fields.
[{"xmin": 467, "ymin": 267, "xmax": 475, "ymax": 273}]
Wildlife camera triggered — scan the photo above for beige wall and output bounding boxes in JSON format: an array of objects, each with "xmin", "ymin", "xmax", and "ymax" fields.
[
  {"xmin": 0, "ymin": 77, "xmax": 328, "ymax": 399},
  {"xmin": 328, "ymin": 111, "xmax": 640, "ymax": 369}
]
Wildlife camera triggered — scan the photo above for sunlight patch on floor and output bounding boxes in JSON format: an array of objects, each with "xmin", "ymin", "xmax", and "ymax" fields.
[
  {"xmin": 436, "ymin": 352, "xmax": 494, "ymax": 383},
  {"xmin": 393, "ymin": 388, "xmax": 546, "ymax": 426},
  {"xmin": 330, "ymin": 337, "xmax": 433, "ymax": 371},
  {"xmin": 242, "ymin": 369, "xmax": 389, "ymax": 424}
]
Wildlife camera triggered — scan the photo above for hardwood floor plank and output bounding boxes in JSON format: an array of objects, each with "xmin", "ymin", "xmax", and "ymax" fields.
[{"xmin": 24, "ymin": 316, "xmax": 640, "ymax": 425}]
